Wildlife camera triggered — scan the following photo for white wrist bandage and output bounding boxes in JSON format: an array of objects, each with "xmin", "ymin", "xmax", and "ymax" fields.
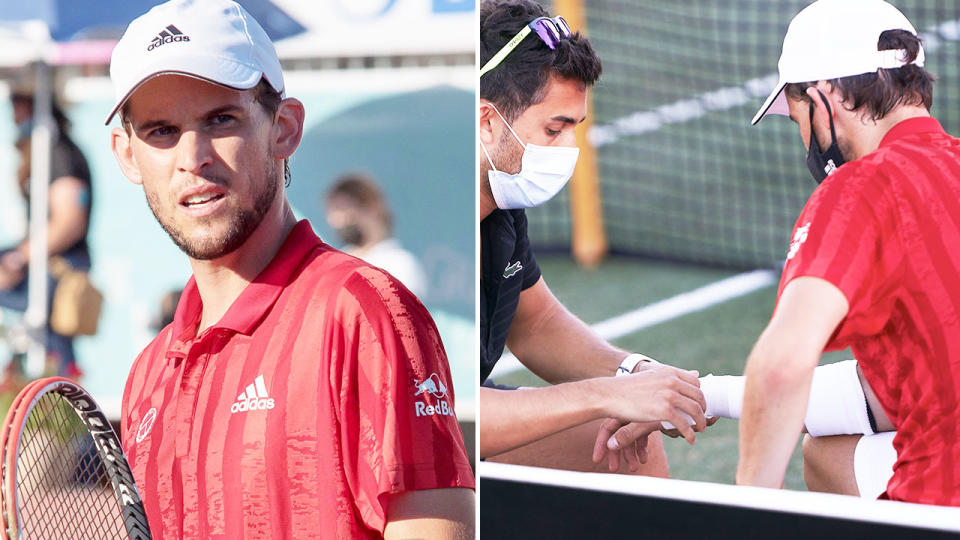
[
  {"xmin": 661, "ymin": 360, "xmax": 874, "ymax": 436},
  {"xmin": 700, "ymin": 374, "xmax": 743, "ymax": 419},
  {"xmin": 660, "ymin": 374, "xmax": 742, "ymax": 430}
]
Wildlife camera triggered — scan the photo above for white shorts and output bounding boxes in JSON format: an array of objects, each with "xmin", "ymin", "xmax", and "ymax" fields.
[{"xmin": 853, "ymin": 431, "xmax": 896, "ymax": 499}]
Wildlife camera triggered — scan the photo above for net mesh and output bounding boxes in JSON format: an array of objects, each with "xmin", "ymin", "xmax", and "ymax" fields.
[
  {"xmin": 527, "ymin": 0, "xmax": 960, "ymax": 268},
  {"xmin": 12, "ymin": 392, "xmax": 128, "ymax": 539}
]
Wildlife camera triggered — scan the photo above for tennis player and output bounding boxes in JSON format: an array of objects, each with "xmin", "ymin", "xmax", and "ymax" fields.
[
  {"xmin": 107, "ymin": 0, "xmax": 475, "ymax": 537},
  {"xmin": 479, "ymin": 0, "xmax": 707, "ymax": 475},
  {"xmin": 739, "ymin": 0, "xmax": 960, "ymax": 506}
]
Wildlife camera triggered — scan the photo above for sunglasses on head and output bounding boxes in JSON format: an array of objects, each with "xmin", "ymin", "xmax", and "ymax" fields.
[{"xmin": 480, "ymin": 16, "xmax": 573, "ymax": 78}]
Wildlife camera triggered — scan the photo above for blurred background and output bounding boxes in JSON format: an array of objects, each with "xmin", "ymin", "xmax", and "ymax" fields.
[
  {"xmin": 487, "ymin": 0, "xmax": 960, "ymax": 489},
  {"xmin": 0, "ymin": 0, "xmax": 476, "ymax": 456}
]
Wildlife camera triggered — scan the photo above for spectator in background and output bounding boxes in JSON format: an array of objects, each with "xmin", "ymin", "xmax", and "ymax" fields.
[
  {"xmin": 0, "ymin": 87, "xmax": 93, "ymax": 380},
  {"xmin": 325, "ymin": 172, "xmax": 428, "ymax": 298},
  {"xmin": 151, "ymin": 288, "xmax": 183, "ymax": 334}
]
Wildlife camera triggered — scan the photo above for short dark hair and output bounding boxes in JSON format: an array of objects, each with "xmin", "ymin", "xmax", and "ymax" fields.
[
  {"xmin": 120, "ymin": 77, "xmax": 291, "ymax": 186},
  {"xmin": 784, "ymin": 29, "xmax": 934, "ymax": 121},
  {"xmin": 326, "ymin": 172, "xmax": 393, "ymax": 233},
  {"xmin": 250, "ymin": 79, "xmax": 292, "ymax": 187},
  {"xmin": 480, "ymin": 0, "xmax": 602, "ymax": 121}
]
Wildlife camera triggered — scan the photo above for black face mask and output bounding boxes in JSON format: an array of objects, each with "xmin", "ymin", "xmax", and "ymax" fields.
[
  {"xmin": 805, "ymin": 90, "xmax": 846, "ymax": 184},
  {"xmin": 336, "ymin": 224, "xmax": 365, "ymax": 246}
]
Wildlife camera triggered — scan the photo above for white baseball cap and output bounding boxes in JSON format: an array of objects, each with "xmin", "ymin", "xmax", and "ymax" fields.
[
  {"xmin": 751, "ymin": 0, "xmax": 924, "ymax": 125},
  {"xmin": 105, "ymin": 0, "xmax": 284, "ymax": 125}
]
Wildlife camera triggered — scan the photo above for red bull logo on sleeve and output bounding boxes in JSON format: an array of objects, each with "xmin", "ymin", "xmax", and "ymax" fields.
[
  {"xmin": 414, "ymin": 373, "xmax": 447, "ymax": 398},
  {"xmin": 413, "ymin": 373, "xmax": 455, "ymax": 417}
]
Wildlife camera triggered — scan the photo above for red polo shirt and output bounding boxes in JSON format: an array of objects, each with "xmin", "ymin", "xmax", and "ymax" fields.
[
  {"xmin": 121, "ymin": 220, "xmax": 474, "ymax": 538},
  {"xmin": 779, "ymin": 117, "xmax": 960, "ymax": 506}
]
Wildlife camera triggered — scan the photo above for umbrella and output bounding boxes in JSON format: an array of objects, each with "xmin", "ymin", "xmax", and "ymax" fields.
[{"xmin": 0, "ymin": 0, "xmax": 305, "ymax": 43}]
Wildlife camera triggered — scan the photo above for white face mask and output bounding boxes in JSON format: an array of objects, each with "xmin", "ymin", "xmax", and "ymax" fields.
[{"xmin": 480, "ymin": 104, "xmax": 580, "ymax": 210}]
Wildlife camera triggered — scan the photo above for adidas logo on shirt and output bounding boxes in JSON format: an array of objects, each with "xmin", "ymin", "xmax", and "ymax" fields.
[
  {"xmin": 230, "ymin": 374, "xmax": 276, "ymax": 414},
  {"xmin": 147, "ymin": 24, "xmax": 190, "ymax": 51}
]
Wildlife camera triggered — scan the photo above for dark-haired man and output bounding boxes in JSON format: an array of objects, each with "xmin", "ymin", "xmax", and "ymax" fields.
[
  {"xmin": 479, "ymin": 0, "xmax": 706, "ymax": 475},
  {"xmin": 740, "ymin": 0, "xmax": 960, "ymax": 506},
  {"xmin": 108, "ymin": 0, "xmax": 474, "ymax": 537}
]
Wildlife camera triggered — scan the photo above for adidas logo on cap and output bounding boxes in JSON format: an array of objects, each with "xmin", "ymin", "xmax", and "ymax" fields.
[
  {"xmin": 147, "ymin": 24, "xmax": 190, "ymax": 51},
  {"xmin": 230, "ymin": 374, "xmax": 276, "ymax": 414}
]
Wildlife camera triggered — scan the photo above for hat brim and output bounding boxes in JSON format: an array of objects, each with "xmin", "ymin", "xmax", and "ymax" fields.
[
  {"xmin": 751, "ymin": 81, "xmax": 790, "ymax": 125},
  {"xmin": 104, "ymin": 55, "xmax": 266, "ymax": 125}
]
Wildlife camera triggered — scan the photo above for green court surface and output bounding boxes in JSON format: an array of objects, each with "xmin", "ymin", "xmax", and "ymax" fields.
[{"xmin": 492, "ymin": 254, "xmax": 851, "ymax": 490}]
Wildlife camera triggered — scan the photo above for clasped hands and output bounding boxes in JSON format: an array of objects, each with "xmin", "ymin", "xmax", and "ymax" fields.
[{"xmin": 592, "ymin": 361, "xmax": 718, "ymax": 472}]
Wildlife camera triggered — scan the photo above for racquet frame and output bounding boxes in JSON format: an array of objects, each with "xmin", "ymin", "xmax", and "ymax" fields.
[{"xmin": 0, "ymin": 377, "xmax": 150, "ymax": 539}]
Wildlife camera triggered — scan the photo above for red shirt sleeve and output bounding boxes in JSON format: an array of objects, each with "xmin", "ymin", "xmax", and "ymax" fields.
[
  {"xmin": 778, "ymin": 163, "xmax": 904, "ymax": 349},
  {"xmin": 331, "ymin": 266, "xmax": 475, "ymax": 533}
]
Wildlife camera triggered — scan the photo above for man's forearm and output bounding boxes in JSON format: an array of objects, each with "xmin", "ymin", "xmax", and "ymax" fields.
[
  {"xmin": 735, "ymin": 277, "xmax": 850, "ymax": 488},
  {"xmin": 507, "ymin": 299, "xmax": 627, "ymax": 383},
  {"xmin": 737, "ymin": 337, "xmax": 817, "ymax": 488},
  {"xmin": 481, "ymin": 366, "xmax": 706, "ymax": 458},
  {"xmin": 479, "ymin": 382, "xmax": 607, "ymax": 457},
  {"xmin": 384, "ymin": 488, "xmax": 475, "ymax": 540}
]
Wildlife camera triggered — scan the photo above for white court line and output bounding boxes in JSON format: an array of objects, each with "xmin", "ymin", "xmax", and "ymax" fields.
[
  {"xmin": 479, "ymin": 462, "xmax": 960, "ymax": 532},
  {"xmin": 588, "ymin": 19, "xmax": 960, "ymax": 148},
  {"xmin": 487, "ymin": 269, "xmax": 777, "ymax": 380}
]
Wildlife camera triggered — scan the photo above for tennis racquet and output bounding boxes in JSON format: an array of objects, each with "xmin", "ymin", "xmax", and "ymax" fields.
[{"xmin": 1, "ymin": 377, "xmax": 150, "ymax": 539}]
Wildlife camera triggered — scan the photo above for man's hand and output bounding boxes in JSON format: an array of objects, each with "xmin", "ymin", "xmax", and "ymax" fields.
[
  {"xmin": 660, "ymin": 416, "xmax": 721, "ymax": 439},
  {"xmin": 601, "ymin": 366, "xmax": 707, "ymax": 443},
  {"xmin": 592, "ymin": 418, "xmax": 659, "ymax": 472}
]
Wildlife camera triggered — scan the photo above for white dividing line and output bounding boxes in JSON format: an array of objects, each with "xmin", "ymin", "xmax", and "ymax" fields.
[
  {"xmin": 588, "ymin": 73, "xmax": 778, "ymax": 148},
  {"xmin": 588, "ymin": 18, "xmax": 960, "ymax": 149},
  {"xmin": 487, "ymin": 269, "xmax": 778, "ymax": 379}
]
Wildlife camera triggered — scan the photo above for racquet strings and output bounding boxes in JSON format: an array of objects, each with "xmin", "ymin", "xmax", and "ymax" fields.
[{"xmin": 14, "ymin": 391, "xmax": 128, "ymax": 539}]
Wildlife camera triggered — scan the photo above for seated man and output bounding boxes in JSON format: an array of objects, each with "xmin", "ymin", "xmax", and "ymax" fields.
[
  {"xmin": 738, "ymin": 0, "xmax": 960, "ymax": 506},
  {"xmin": 479, "ymin": 0, "xmax": 706, "ymax": 475}
]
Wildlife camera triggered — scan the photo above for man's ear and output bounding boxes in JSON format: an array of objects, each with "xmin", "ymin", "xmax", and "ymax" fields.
[
  {"xmin": 807, "ymin": 83, "xmax": 841, "ymax": 122},
  {"xmin": 111, "ymin": 127, "xmax": 143, "ymax": 185},
  {"xmin": 479, "ymin": 99, "xmax": 499, "ymax": 146},
  {"xmin": 804, "ymin": 85, "xmax": 833, "ymax": 135},
  {"xmin": 273, "ymin": 97, "xmax": 305, "ymax": 160}
]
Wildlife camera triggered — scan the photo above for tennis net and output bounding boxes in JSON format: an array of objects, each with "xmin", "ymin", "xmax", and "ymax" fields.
[{"xmin": 527, "ymin": 0, "xmax": 960, "ymax": 269}]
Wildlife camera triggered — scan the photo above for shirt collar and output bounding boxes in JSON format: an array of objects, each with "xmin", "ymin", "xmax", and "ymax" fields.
[
  {"xmin": 167, "ymin": 220, "xmax": 323, "ymax": 357},
  {"xmin": 879, "ymin": 116, "xmax": 944, "ymax": 148}
]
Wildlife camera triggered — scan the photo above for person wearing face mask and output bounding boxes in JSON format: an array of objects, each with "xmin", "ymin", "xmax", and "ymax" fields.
[
  {"xmin": 0, "ymin": 86, "xmax": 93, "ymax": 381},
  {"xmin": 739, "ymin": 0, "xmax": 960, "ymax": 507},
  {"xmin": 478, "ymin": 0, "xmax": 708, "ymax": 476},
  {"xmin": 324, "ymin": 173, "xmax": 428, "ymax": 299}
]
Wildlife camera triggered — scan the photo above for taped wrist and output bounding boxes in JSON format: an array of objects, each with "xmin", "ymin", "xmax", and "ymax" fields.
[
  {"xmin": 660, "ymin": 374, "xmax": 741, "ymax": 430},
  {"xmin": 695, "ymin": 360, "xmax": 875, "ymax": 438},
  {"xmin": 699, "ymin": 374, "xmax": 744, "ymax": 419}
]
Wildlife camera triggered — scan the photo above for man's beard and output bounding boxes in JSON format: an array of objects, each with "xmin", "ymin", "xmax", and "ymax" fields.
[
  {"xmin": 147, "ymin": 161, "xmax": 279, "ymax": 260},
  {"xmin": 480, "ymin": 127, "xmax": 524, "ymax": 204}
]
